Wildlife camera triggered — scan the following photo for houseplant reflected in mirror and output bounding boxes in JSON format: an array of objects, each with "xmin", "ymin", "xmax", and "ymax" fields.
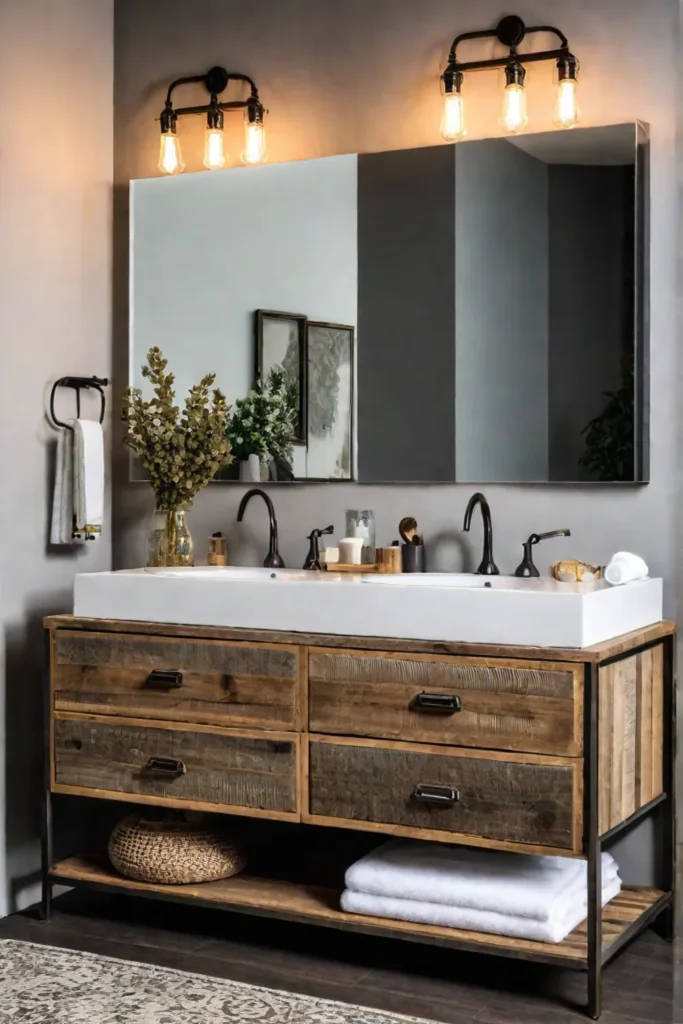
[
  {"xmin": 227, "ymin": 368, "xmax": 299, "ymax": 482},
  {"xmin": 122, "ymin": 347, "xmax": 233, "ymax": 566}
]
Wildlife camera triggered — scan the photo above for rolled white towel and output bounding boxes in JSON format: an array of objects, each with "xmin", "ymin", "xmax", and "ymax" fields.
[
  {"xmin": 344, "ymin": 839, "xmax": 617, "ymax": 922},
  {"xmin": 341, "ymin": 872, "xmax": 622, "ymax": 945},
  {"xmin": 605, "ymin": 551, "xmax": 649, "ymax": 586}
]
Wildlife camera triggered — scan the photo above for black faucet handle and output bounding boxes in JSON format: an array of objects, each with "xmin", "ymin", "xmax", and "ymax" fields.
[
  {"xmin": 308, "ymin": 524, "xmax": 334, "ymax": 540},
  {"xmin": 303, "ymin": 525, "xmax": 335, "ymax": 571},
  {"xmin": 515, "ymin": 529, "xmax": 571, "ymax": 578}
]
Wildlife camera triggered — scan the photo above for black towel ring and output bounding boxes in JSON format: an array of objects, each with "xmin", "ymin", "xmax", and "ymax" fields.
[{"xmin": 49, "ymin": 376, "xmax": 109, "ymax": 431}]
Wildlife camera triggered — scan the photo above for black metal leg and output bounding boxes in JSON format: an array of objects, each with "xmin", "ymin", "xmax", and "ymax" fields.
[
  {"xmin": 40, "ymin": 784, "xmax": 52, "ymax": 921},
  {"xmin": 586, "ymin": 663, "xmax": 602, "ymax": 1020},
  {"xmin": 40, "ymin": 631, "xmax": 53, "ymax": 922},
  {"xmin": 654, "ymin": 632, "xmax": 676, "ymax": 941}
]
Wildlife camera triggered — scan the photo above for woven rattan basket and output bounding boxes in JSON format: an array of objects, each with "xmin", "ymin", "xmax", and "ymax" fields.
[{"xmin": 108, "ymin": 814, "xmax": 247, "ymax": 885}]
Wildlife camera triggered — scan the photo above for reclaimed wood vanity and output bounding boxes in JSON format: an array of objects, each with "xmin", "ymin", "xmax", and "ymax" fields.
[{"xmin": 42, "ymin": 615, "xmax": 675, "ymax": 1019}]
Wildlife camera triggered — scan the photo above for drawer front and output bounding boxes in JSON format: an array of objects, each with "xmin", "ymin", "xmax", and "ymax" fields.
[
  {"xmin": 308, "ymin": 650, "xmax": 582, "ymax": 756},
  {"xmin": 307, "ymin": 738, "xmax": 580, "ymax": 852},
  {"xmin": 53, "ymin": 631, "xmax": 300, "ymax": 730},
  {"xmin": 53, "ymin": 715, "xmax": 298, "ymax": 815}
]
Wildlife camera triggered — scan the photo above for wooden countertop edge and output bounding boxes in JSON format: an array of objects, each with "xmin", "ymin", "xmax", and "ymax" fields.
[{"xmin": 43, "ymin": 614, "xmax": 675, "ymax": 663}]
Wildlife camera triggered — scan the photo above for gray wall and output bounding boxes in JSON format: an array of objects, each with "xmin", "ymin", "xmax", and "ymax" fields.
[
  {"xmin": 0, "ymin": 0, "xmax": 113, "ymax": 913},
  {"xmin": 455, "ymin": 139, "xmax": 549, "ymax": 482},
  {"xmin": 113, "ymin": 0, "xmax": 679, "ymax": 878}
]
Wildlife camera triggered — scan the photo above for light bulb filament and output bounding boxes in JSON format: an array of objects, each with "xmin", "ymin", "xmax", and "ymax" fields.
[
  {"xmin": 440, "ymin": 89, "xmax": 466, "ymax": 142},
  {"xmin": 204, "ymin": 127, "xmax": 227, "ymax": 169},
  {"xmin": 552, "ymin": 73, "xmax": 581, "ymax": 128},
  {"xmin": 159, "ymin": 132, "xmax": 184, "ymax": 175}
]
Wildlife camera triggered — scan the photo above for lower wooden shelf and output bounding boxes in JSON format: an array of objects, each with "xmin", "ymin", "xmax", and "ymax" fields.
[{"xmin": 50, "ymin": 855, "xmax": 668, "ymax": 971}]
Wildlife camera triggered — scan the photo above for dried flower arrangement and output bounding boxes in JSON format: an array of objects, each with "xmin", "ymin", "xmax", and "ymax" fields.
[
  {"xmin": 122, "ymin": 347, "xmax": 233, "ymax": 511},
  {"xmin": 227, "ymin": 368, "xmax": 299, "ymax": 470}
]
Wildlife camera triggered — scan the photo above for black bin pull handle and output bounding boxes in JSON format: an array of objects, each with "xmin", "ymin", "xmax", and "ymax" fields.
[
  {"xmin": 411, "ymin": 691, "xmax": 461, "ymax": 714},
  {"xmin": 145, "ymin": 756, "xmax": 186, "ymax": 777},
  {"xmin": 145, "ymin": 670, "xmax": 183, "ymax": 690},
  {"xmin": 413, "ymin": 783, "xmax": 459, "ymax": 806}
]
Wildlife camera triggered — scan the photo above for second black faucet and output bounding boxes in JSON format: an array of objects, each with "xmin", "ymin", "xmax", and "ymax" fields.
[
  {"xmin": 463, "ymin": 492, "xmax": 499, "ymax": 576},
  {"xmin": 236, "ymin": 489, "xmax": 285, "ymax": 568}
]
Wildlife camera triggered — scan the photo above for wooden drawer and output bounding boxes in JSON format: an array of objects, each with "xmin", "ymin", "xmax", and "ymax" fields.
[
  {"xmin": 53, "ymin": 714, "xmax": 299, "ymax": 818},
  {"xmin": 308, "ymin": 650, "xmax": 582, "ymax": 757},
  {"xmin": 306, "ymin": 737, "xmax": 582, "ymax": 854},
  {"xmin": 52, "ymin": 631, "xmax": 300, "ymax": 730}
]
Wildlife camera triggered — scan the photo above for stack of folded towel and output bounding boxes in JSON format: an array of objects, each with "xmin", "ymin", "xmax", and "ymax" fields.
[{"xmin": 341, "ymin": 840, "xmax": 621, "ymax": 944}]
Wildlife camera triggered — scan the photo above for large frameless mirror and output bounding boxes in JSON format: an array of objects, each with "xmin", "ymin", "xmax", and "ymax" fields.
[{"xmin": 130, "ymin": 121, "xmax": 648, "ymax": 483}]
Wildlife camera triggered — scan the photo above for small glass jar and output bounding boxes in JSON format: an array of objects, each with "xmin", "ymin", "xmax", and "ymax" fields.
[
  {"xmin": 345, "ymin": 509, "xmax": 376, "ymax": 564},
  {"xmin": 147, "ymin": 509, "xmax": 194, "ymax": 567}
]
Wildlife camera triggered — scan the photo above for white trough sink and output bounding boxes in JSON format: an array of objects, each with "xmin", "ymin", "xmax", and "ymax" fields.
[{"xmin": 73, "ymin": 567, "xmax": 663, "ymax": 649}]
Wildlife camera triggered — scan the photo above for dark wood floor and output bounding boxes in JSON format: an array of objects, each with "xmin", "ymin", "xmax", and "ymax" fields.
[{"xmin": 0, "ymin": 890, "xmax": 677, "ymax": 1023}]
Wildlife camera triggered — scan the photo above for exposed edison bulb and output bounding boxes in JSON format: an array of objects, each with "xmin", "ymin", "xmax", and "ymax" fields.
[
  {"xmin": 440, "ymin": 90, "xmax": 466, "ymax": 142},
  {"xmin": 554, "ymin": 78, "xmax": 580, "ymax": 128},
  {"xmin": 158, "ymin": 131, "xmax": 184, "ymax": 175},
  {"xmin": 501, "ymin": 62, "xmax": 528, "ymax": 135},
  {"xmin": 501, "ymin": 83, "xmax": 528, "ymax": 133},
  {"xmin": 242, "ymin": 121, "xmax": 267, "ymax": 165},
  {"xmin": 554, "ymin": 58, "xmax": 581, "ymax": 129},
  {"xmin": 203, "ymin": 128, "xmax": 227, "ymax": 169}
]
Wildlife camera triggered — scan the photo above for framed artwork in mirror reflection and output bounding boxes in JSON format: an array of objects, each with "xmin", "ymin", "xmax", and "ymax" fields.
[
  {"xmin": 306, "ymin": 321, "xmax": 354, "ymax": 481},
  {"xmin": 255, "ymin": 309, "xmax": 307, "ymax": 443}
]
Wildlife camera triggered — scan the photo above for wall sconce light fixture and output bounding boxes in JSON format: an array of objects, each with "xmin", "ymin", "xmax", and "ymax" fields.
[
  {"xmin": 158, "ymin": 66, "xmax": 267, "ymax": 174},
  {"xmin": 440, "ymin": 15, "xmax": 580, "ymax": 141}
]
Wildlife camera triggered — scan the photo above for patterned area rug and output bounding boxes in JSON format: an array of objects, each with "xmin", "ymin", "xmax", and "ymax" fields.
[{"xmin": 0, "ymin": 939, "xmax": 432, "ymax": 1023}]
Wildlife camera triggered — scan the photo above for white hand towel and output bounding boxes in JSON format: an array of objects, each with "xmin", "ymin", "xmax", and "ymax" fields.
[
  {"xmin": 345, "ymin": 839, "xmax": 617, "ymax": 922},
  {"xmin": 604, "ymin": 551, "xmax": 649, "ymax": 586},
  {"xmin": 50, "ymin": 426, "xmax": 75, "ymax": 545},
  {"xmin": 341, "ymin": 872, "xmax": 621, "ymax": 945},
  {"xmin": 73, "ymin": 419, "xmax": 104, "ymax": 540}
]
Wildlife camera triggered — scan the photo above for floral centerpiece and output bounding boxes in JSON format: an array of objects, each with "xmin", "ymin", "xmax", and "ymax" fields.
[
  {"xmin": 122, "ymin": 347, "xmax": 233, "ymax": 565},
  {"xmin": 228, "ymin": 368, "xmax": 299, "ymax": 481}
]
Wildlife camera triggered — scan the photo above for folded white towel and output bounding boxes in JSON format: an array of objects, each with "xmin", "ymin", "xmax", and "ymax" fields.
[
  {"xmin": 345, "ymin": 839, "xmax": 617, "ymax": 922},
  {"xmin": 341, "ymin": 872, "xmax": 622, "ymax": 945},
  {"xmin": 73, "ymin": 420, "xmax": 104, "ymax": 541},
  {"xmin": 604, "ymin": 551, "xmax": 649, "ymax": 586},
  {"xmin": 50, "ymin": 426, "xmax": 76, "ymax": 545}
]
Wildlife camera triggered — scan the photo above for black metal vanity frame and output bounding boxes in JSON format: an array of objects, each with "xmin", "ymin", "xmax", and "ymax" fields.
[
  {"xmin": 582, "ymin": 633, "xmax": 676, "ymax": 1018},
  {"xmin": 40, "ymin": 627, "xmax": 675, "ymax": 1021}
]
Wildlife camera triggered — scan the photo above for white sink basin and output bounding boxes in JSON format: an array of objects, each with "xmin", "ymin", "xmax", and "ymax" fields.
[
  {"xmin": 74, "ymin": 567, "xmax": 663, "ymax": 649},
  {"xmin": 364, "ymin": 573, "xmax": 515, "ymax": 589},
  {"xmin": 145, "ymin": 566, "xmax": 311, "ymax": 581}
]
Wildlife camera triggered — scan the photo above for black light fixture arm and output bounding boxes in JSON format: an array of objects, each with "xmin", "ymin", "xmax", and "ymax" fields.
[
  {"xmin": 443, "ymin": 15, "xmax": 574, "ymax": 87},
  {"xmin": 160, "ymin": 66, "xmax": 263, "ymax": 125}
]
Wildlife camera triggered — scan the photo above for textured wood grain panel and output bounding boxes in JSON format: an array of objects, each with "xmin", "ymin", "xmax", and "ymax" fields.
[
  {"xmin": 53, "ymin": 714, "xmax": 298, "ymax": 813},
  {"xmin": 53, "ymin": 631, "xmax": 299, "ymax": 729},
  {"xmin": 599, "ymin": 644, "xmax": 665, "ymax": 834},
  {"xmin": 308, "ymin": 738, "xmax": 578, "ymax": 850},
  {"xmin": 309, "ymin": 650, "xmax": 581, "ymax": 755},
  {"xmin": 45, "ymin": 615, "xmax": 676, "ymax": 664}
]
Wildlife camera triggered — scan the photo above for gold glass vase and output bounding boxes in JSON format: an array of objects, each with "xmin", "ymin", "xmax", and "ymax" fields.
[{"xmin": 147, "ymin": 510, "xmax": 194, "ymax": 567}]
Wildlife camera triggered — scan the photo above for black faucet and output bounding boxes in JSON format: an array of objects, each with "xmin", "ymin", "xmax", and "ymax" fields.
[
  {"xmin": 303, "ymin": 525, "xmax": 334, "ymax": 570},
  {"xmin": 463, "ymin": 492, "xmax": 499, "ymax": 575},
  {"xmin": 514, "ymin": 529, "xmax": 571, "ymax": 578},
  {"xmin": 237, "ymin": 489, "xmax": 285, "ymax": 568}
]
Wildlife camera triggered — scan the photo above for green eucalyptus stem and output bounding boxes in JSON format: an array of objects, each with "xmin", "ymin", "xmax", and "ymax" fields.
[{"xmin": 122, "ymin": 346, "xmax": 233, "ymax": 509}]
